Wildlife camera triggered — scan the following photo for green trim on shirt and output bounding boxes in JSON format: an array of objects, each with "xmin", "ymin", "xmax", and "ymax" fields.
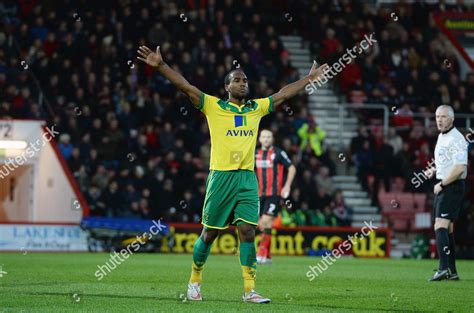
[
  {"xmin": 268, "ymin": 96, "xmax": 274, "ymax": 113},
  {"xmin": 197, "ymin": 92, "xmax": 205, "ymax": 111},
  {"xmin": 217, "ymin": 99, "xmax": 258, "ymax": 114}
]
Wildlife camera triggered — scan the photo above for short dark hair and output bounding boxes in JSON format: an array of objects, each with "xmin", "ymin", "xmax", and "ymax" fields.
[{"xmin": 224, "ymin": 69, "xmax": 244, "ymax": 85}]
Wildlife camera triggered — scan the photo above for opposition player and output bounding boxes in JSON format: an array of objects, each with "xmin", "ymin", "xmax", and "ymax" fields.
[
  {"xmin": 255, "ymin": 129, "xmax": 296, "ymax": 264},
  {"xmin": 428, "ymin": 105, "xmax": 467, "ymax": 281},
  {"xmin": 137, "ymin": 45, "xmax": 328, "ymax": 303}
]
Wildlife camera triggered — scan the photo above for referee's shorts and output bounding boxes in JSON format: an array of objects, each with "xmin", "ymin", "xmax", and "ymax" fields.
[{"xmin": 433, "ymin": 179, "xmax": 465, "ymax": 221}]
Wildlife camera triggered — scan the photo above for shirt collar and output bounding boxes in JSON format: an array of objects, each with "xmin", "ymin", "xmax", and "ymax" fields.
[
  {"xmin": 226, "ymin": 99, "xmax": 251, "ymax": 107},
  {"xmin": 441, "ymin": 125, "xmax": 455, "ymax": 135}
]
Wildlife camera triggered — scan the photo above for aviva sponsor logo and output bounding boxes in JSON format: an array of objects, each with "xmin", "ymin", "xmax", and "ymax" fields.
[{"xmin": 226, "ymin": 129, "xmax": 254, "ymax": 136}]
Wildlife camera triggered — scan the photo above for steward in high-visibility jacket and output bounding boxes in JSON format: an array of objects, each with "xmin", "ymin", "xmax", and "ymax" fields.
[{"xmin": 297, "ymin": 122, "xmax": 326, "ymax": 157}]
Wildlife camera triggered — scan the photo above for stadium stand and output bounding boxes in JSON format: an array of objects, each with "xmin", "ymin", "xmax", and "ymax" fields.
[{"xmin": 1, "ymin": 0, "xmax": 473, "ymax": 251}]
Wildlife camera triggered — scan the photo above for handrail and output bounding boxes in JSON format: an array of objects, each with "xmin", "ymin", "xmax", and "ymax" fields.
[{"xmin": 335, "ymin": 103, "xmax": 474, "ymax": 149}]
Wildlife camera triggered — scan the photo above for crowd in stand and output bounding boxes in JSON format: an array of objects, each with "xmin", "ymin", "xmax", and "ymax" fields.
[
  {"xmin": 330, "ymin": 2, "xmax": 474, "ymax": 196},
  {"xmin": 1, "ymin": 0, "xmax": 472, "ymax": 230},
  {"xmin": 0, "ymin": 0, "xmax": 351, "ymax": 225}
]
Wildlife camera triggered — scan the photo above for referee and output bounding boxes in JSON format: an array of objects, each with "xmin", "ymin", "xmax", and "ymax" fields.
[{"xmin": 429, "ymin": 105, "xmax": 468, "ymax": 281}]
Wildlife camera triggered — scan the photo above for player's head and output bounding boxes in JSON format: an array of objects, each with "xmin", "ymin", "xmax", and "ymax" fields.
[
  {"xmin": 435, "ymin": 105, "xmax": 454, "ymax": 132},
  {"xmin": 224, "ymin": 69, "xmax": 249, "ymax": 100},
  {"xmin": 259, "ymin": 129, "xmax": 273, "ymax": 149}
]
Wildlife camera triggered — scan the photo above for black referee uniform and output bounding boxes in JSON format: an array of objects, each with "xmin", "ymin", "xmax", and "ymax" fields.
[
  {"xmin": 431, "ymin": 126, "xmax": 468, "ymax": 281},
  {"xmin": 433, "ymin": 127, "xmax": 467, "ymax": 221}
]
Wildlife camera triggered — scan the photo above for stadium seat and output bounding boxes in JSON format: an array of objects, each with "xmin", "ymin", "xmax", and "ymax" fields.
[{"xmin": 413, "ymin": 194, "xmax": 427, "ymax": 212}]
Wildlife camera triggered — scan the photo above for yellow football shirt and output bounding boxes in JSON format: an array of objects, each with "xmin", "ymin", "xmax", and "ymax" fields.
[{"xmin": 197, "ymin": 92, "xmax": 273, "ymax": 171}]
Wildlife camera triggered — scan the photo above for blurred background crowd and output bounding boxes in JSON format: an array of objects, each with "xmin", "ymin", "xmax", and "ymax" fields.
[{"xmin": 0, "ymin": 0, "xmax": 472, "ymax": 232}]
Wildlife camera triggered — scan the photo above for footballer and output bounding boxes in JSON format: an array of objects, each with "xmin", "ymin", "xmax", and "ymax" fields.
[
  {"xmin": 255, "ymin": 129, "xmax": 296, "ymax": 264},
  {"xmin": 138, "ymin": 45, "xmax": 328, "ymax": 303}
]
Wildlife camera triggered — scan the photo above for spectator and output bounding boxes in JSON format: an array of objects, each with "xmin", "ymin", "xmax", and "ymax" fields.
[
  {"xmin": 58, "ymin": 134, "xmax": 74, "ymax": 160},
  {"xmin": 372, "ymin": 136, "xmax": 394, "ymax": 196},
  {"xmin": 315, "ymin": 188, "xmax": 333, "ymax": 212},
  {"xmin": 100, "ymin": 181, "xmax": 123, "ymax": 217},
  {"xmin": 388, "ymin": 128, "xmax": 403, "ymax": 155},
  {"xmin": 350, "ymin": 126, "xmax": 375, "ymax": 157},
  {"xmin": 85, "ymin": 185, "xmax": 105, "ymax": 216},
  {"xmin": 293, "ymin": 204, "xmax": 308, "ymax": 226},
  {"xmin": 123, "ymin": 183, "xmax": 140, "ymax": 210},
  {"xmin": 332, "ymin": 189, "xmax": 353, "ymax": 226},
  {"xmin": 74, "ymin": 165, "xmax": 90, "ymax": 192},
  {"xmin": 315, "ymin": 166, "xmax": 334, "ymax": 195},
  {"xmin": 127, "ymin": 201, "xmax": 142, "ymax": 219},
  {"xmin": 353, "ymin": 140, "xmax": 373, "ymax": 192},
  {"xmin": 320, "ymin": 28, "xmax": 342, "ymax": 63},
  {"xmin": 68, "ymin": 148, "xmax": 82, "ymax": 173},
  {"xmin": 323, "ymin": 205, "xmax": 338, "ymax": 227},
  {"xmin": 297, "ymin": 170, "xmax": 317, "ymax": 204},
  {"xmin": 91, "ymin": 165, "xmax": 109, "ymax": 191},
  {"xmin": 307, "ymin": 208, "xmax": 326, "ymax": 226},
  {"xmin": 139, "ymin": 198, "xmax": 153, "ymax": 219},
  {"xmin": 297, "ymin": 121, "xmax": 326, "ymax": 158}
]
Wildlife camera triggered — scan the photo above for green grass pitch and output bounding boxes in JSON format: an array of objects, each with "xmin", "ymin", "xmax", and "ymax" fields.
[{"xmin": 0, "ymin": 253, "xmax": 473, "ymax": 312}]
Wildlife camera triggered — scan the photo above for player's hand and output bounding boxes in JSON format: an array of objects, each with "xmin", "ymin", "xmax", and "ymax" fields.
[
  {"xmin": 281, "ymin": 185, "xmax": 291, "ymax": 199},
  {"xmin": 137, "ymin": 45, "xmax": 164, "ymax": 67},
  {"xmin": 434, "ymin": 182, "xmax": 443, "ymax": 195},
  {"xmin": 308, "ymin": 61, "xmax": 330, "ymax": 81}
]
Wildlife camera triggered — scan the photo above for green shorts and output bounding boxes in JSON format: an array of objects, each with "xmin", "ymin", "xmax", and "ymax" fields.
[{"xmin": 202, "ymin": 169, "xmax": 260, "ymax": 229}]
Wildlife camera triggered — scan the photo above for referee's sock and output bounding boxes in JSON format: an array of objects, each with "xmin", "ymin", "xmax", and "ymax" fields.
[
  {"xmin": 435, "ymin": 228, "xmax": 450, "ymax": 271},
  {"xmin": 189, "ymin": 237, "xmax": 212, "ymax": 284},
  {"xmin": 240, "ymin": 242, "xmax": 257, "ymax": 293},
  {"xmin": 448, "ymin": 232, "xmax": 457, "ymax": 274}
]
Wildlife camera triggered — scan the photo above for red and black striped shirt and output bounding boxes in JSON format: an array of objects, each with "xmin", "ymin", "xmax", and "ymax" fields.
[{"xmin": 255, "ymin": 147, "xmax": 292, "ymax": 197}]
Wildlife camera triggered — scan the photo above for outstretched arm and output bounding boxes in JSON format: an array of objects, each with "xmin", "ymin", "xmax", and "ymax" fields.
[
  {"xmin": 137, "ymin": 45, "xmax": 201, "ymax": 107},
  {"xmin": 271, "ymin": 61, "xmax": 329, "ymax": 107}
]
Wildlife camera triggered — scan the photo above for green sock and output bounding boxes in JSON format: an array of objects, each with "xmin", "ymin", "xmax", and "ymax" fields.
[
  {"xmin": 239, "ymin": 242, "xmax": 257, "ymax": 268},
  {"xmin": 239, "ymin": 242, "xmax": 257, "ymax": 293},
  {"xmin": 193, "ymin": 237, "xmax": 212, "ymax": 267},
  {"xmin": 189, "ymin": 237, "xmax": 212, "ymax": 284}
]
